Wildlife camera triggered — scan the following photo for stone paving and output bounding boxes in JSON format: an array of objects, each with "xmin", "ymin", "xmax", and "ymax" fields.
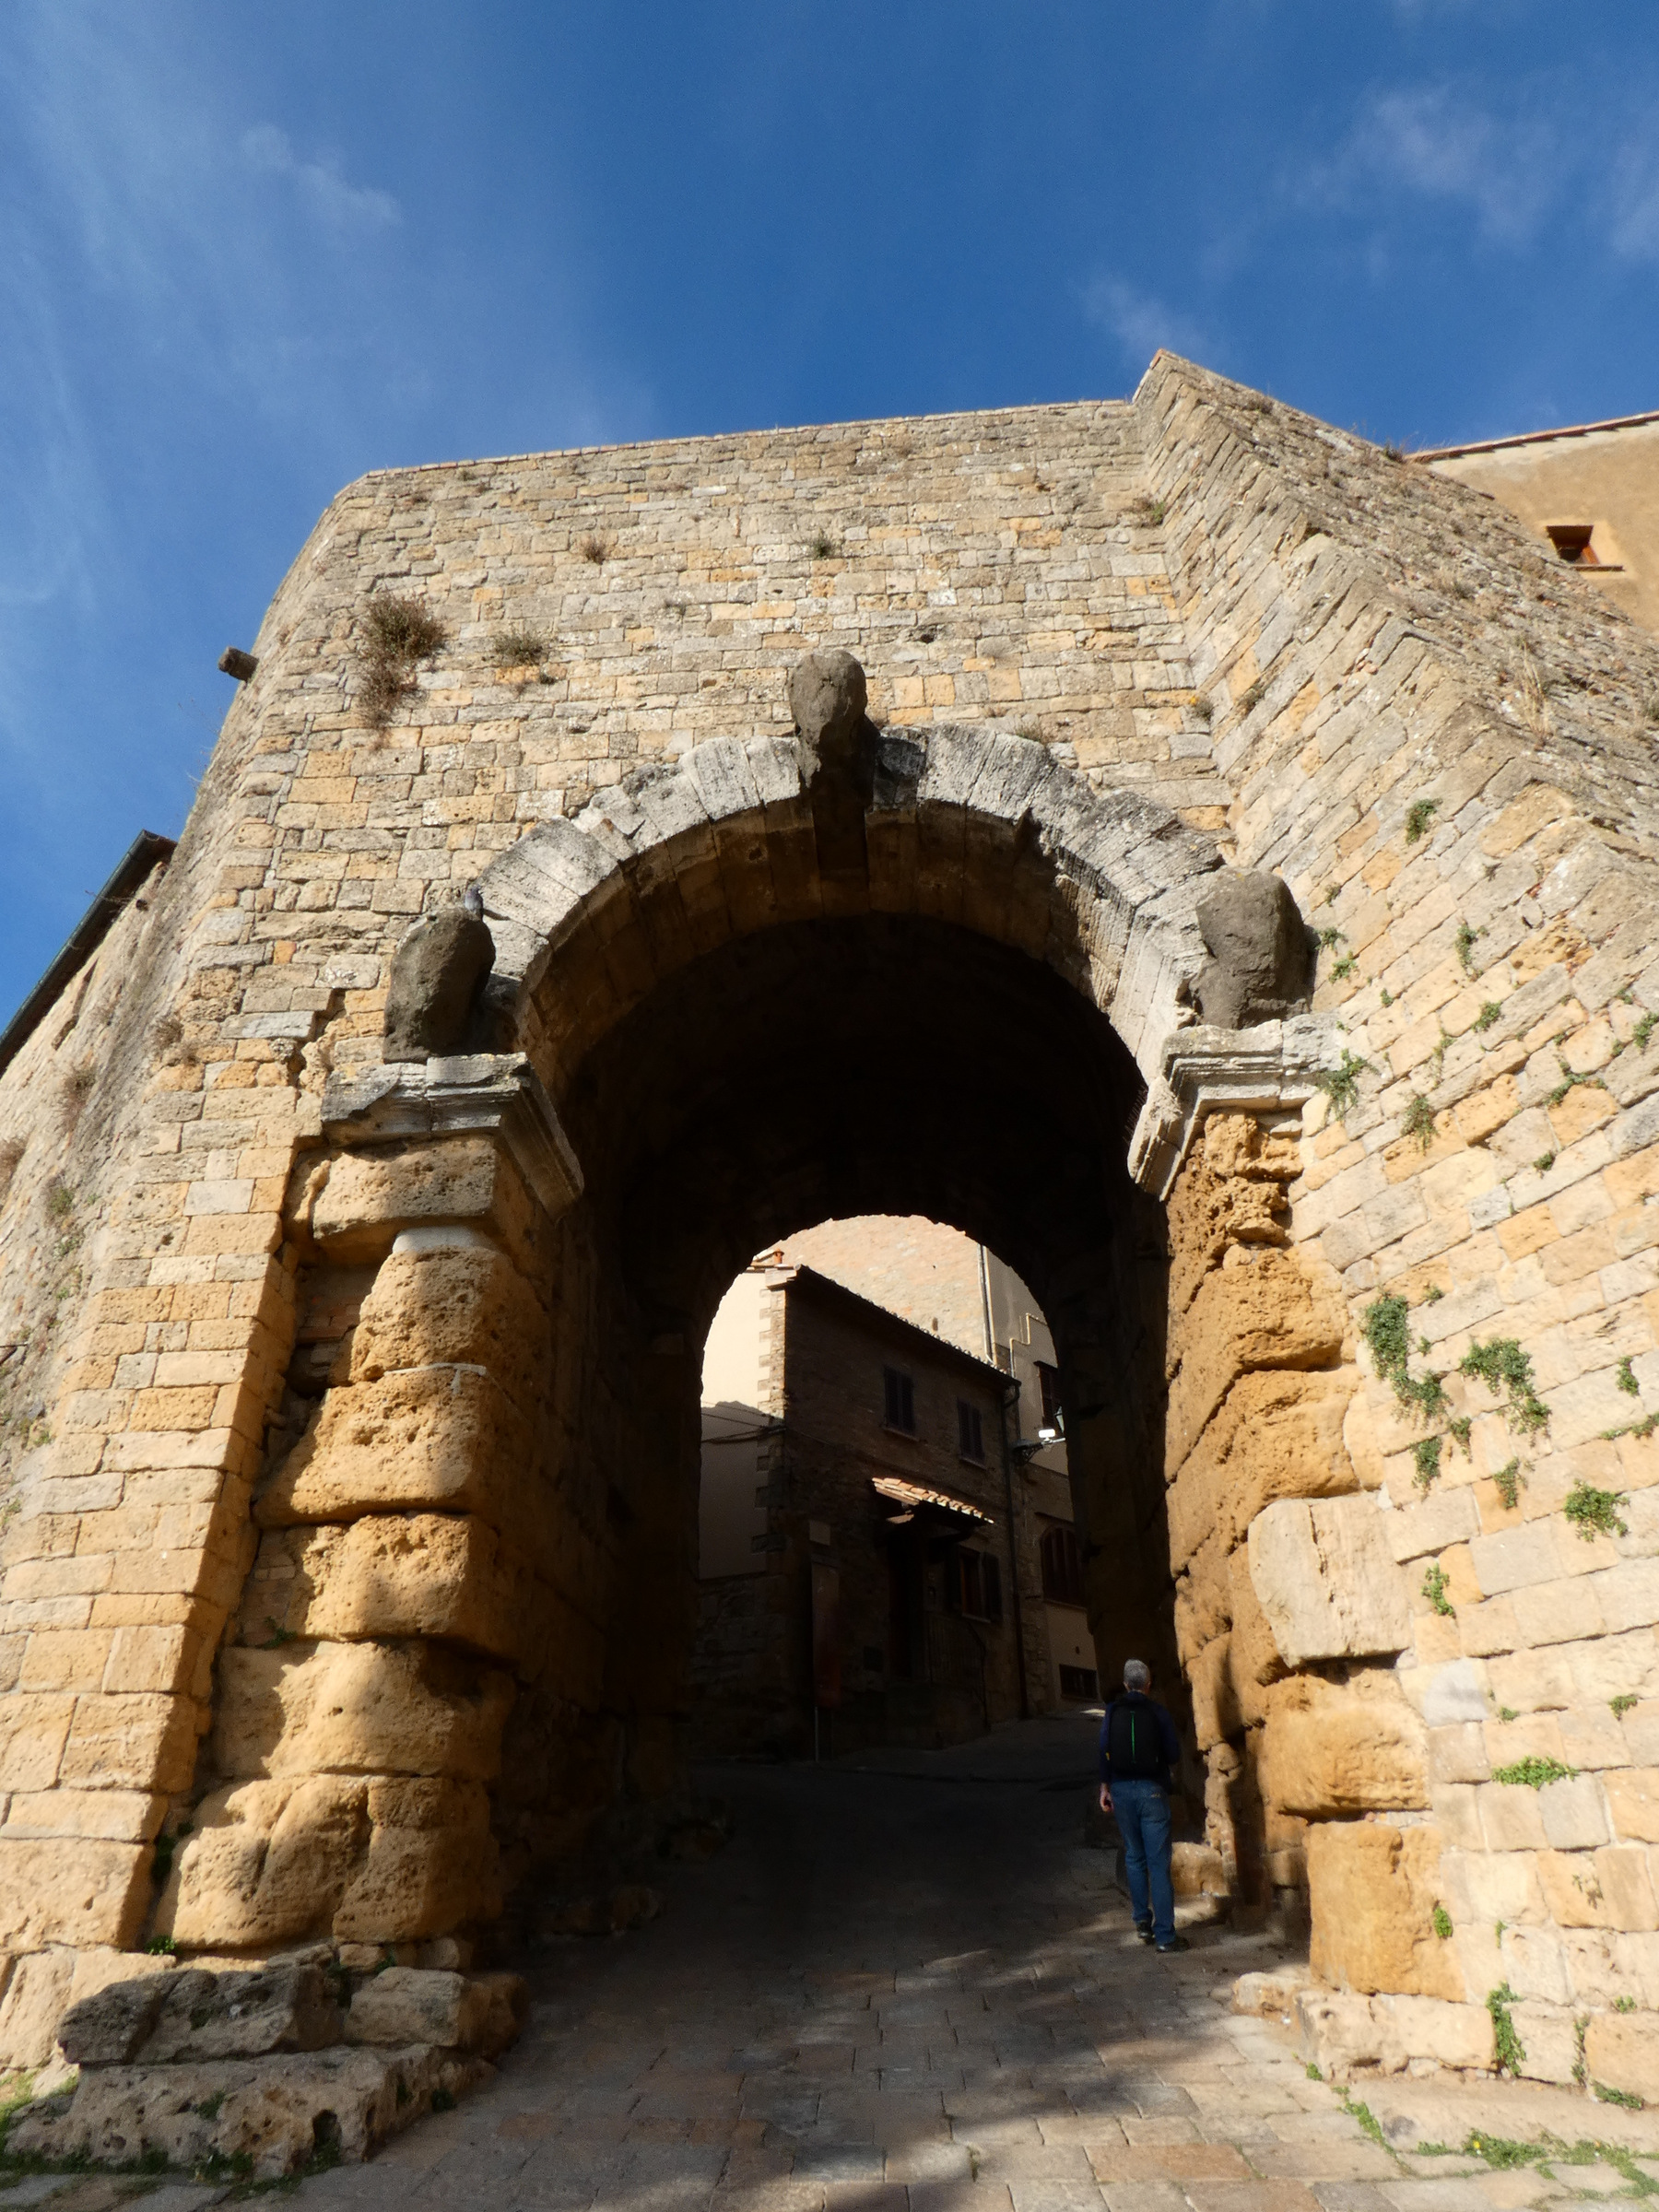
[
  {"xmin": 294, "ymin": 1737, "xmax": 1659, "ymax": 2212},
  {"xmin": 6, "ymin": 1729, "xmax": 1659, "ymax": 2212}
]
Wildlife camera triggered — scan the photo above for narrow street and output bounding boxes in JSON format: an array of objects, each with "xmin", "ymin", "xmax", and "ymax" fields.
[{"xmin": 276, "ymin": 1720, "xmax": 1656, "ymax": 2212}]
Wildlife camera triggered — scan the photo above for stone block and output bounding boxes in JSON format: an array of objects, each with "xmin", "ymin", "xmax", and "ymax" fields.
[
  {"xmin": 308, "ymin": 1134, "xmax": 543, "ymax": 1271},
  {"xmin": 9, "ymin": 2043, "xmax": 488, "ymax": 2179},
  {"xmin": 1510, "ymin": 2002, "xmax": 1582, "ymax": 2086},
  {"xmin": 254, "ymin": 1368, "xmax": 537, "ymax": 1547},
  {"xmin": 1169, "ymin": 1842, "xmax": 1227, "ymax": 1897},
  {"xmin": 1373, "ymin": 1993, "xmax": 1495, "ymax": 2071},
  {"xmin": 1295, "ymin": 1987, "xmax": 1384, "ymax": 2080},
  {"xmin": 1538, "ymin": 1846, "xmax": 1659, "ymax": 1931},
  {"xmin": 1247, "ymin": 1494, "xmax": 1412, "ymax": 1665},
  {"xmin": 162, "ymin": 1776, "xmax": 368, "ymax": 1951},
  {"xmin": 238, "ymin": 1514, "xmax": 546, "ymax": 1676},
  {"xmin": 1538, "ymin": 1773, "xmax": 1610, "ymax": 1850},
  {"xmin": 0, "ymin": 1837, "xmax": 148, "ymax": 1951},
  {"xmin": 1387, "ymin": 1488, "xmax": 1481, "ymax": 1564},
  {"xmin": 1307, "ymin": 1819, "xmax": 1464, "ymax": 1999},
  {"xmin": 61, "ymin": 1961, "xmax": 341, "ymax": 2064},
  {"xmin": 333, "ymin": 1778, "xmax": 501, "ymax": 1942},
  {"xmin": 344, "ymin": 1965, "xmax": 488, "ymax": 2049},
  {"xmin": 211, "ymin": 1639, "xmax": 513, "ymax": 1782},
  {"xmin": 1167, "ymin": 1369, "xmax": 1357, "ymax": 1569},
  {"xmin": 1165, "ymin": 1250, "xmax": 1346, "ymax": 1471},
  {"xmin": 1232, "ymin": 1967, "xmax": 1309, "ymax": 2017},
  {"xmin": 1585, "ymin": 2012, "xmax": 1659, "ymax": 2105},
  {"xmin": 1262, "ymin": 1675, "xmax": 1427, "ymax": 1816},
  {"xmin": 350, "ymin": 1241, "xmax": 548, "ymax": 1414},
  {"xmin": 1606, "ymin": 1769, "xmax": 1659, "ymax": 1844},
  {"xmin": 0, "ymin": 1947, "xmax": 76, "ymax": 2068}
]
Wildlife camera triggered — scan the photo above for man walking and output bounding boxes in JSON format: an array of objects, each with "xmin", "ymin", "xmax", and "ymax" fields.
[{"xmin": 1098, "ymin": 1658, "xmax": 1186, "ymax": 1952}]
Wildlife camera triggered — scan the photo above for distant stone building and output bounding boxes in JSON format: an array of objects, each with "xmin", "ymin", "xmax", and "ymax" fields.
[
  {"xmin": 770, "ymin": 1217, "xmax": 1101, "ymax": 1709},
  {"xmin": 1418, "ymin": 409, "xmax": 1659, "ymax": 636},
  {"xmin": 694, "ymin": 1256, "xmax": 1048, "ymax": 1757}
]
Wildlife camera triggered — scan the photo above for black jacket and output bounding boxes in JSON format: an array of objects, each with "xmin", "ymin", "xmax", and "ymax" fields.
[{"xmin": 1098, "ymin": 1692, "xmax": 1181, "ymax": 1788}]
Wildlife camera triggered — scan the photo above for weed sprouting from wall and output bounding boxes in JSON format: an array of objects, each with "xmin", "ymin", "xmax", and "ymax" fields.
[
  {"xmin": 1562, "ymin": 1479, "xmax": 1629, "ymax": 1541},
  {"xmin": 1486, "ymin": 1985, "xmax": 1525, "ymax": 2075},
  {"xmin": 579, "ymin": 533, "xmax": 612, "ymax": 565},
  {"xmin": 1491, "ymin": 1756, "xmax": 1576, "ymax": 1789},
  {"xmin": 1413, "ymin": 1435, "xmax": 1441, "ymax": 1492},
  {"xmin": 1402, "ymin": 1094, "xmax": 1438, "ymax": 1152},
  {"xmin": 1317, "ymin": 1050, "xmax": 1371, "ymax": 1124},
  {"xmin": 1422, "ymin": 1563, "xmax": 1454, "ymax": 1616},
  {"xmin": 1492, "ymin": 1460, "xmax": 1525, "ymax": 1510},
  {"xmin": 1405, "ymin": 798, "xmax": 1438, "ymax": 843},
  {"xmin": 492, "ymin": 626, "xmax": 547, "ymax": 668},
  {"xmin": 1618, "ymin": 1357, "xmax": 1640, "ymax": 1397},
  {"xmin": 1474, "ymin": 1001, "xmax": 1503, "ymax": 1033},
  {"xmin": 1458, "ymin": 1337, "xmax": 1550, "ymax": 1435},
  {"xmin": 359, "ymin": 595, "xmax": 446, "ymax": 726}
]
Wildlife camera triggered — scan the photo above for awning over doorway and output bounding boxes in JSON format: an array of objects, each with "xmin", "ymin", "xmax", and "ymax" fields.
[{"xmin": 871, "ymin": 1476, "xmax": 994, "ymax": 1526}]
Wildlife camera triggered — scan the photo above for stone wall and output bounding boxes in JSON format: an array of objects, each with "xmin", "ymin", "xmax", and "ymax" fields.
[{"xmin": 3, "ymin": 352, "xmax": 1659, "ymax": 2094}]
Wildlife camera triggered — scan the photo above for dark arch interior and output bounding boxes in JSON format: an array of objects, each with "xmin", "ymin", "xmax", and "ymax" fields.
[{"xmin": 500, "ymin": 911, "xmax": 1188, "ymax": 1876}]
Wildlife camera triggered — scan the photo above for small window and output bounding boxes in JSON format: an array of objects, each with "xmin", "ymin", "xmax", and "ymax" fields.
[
  {"xmin": 1059, "ymin": 1664, "xmax": 1100, "ymax": 1701},
  {"xmin": 957, "ymin": 1398, "xmax": 984, "ymax": 1462},
  {"xmin": 1036, "ymin": 1360, "xmax": 1064, "ymax": 1432},
  {"xmin": 1547, "ymin": 524, "xmax": 1600, "ymax": 567},
  {"xmin": 955, "ymin": 1547, "xmax": 1003, "ymax": 1622},
  {"xmin": 1041, "ymin": 1524, "xmax": 1087, "ymax": 1606},
  {"xmin": 883, "ymin": 1366, "xmax": 915, "ymax": 1434}
]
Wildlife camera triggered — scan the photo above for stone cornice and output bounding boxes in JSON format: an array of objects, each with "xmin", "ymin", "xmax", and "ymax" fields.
[
  {"xmin": 1127, "ymin": 1014, "xmax": 1339, "ymax": 1199},
  {"xmin": 321, "ymin": 1053, "xmax": 584, "ymax": 1222}
]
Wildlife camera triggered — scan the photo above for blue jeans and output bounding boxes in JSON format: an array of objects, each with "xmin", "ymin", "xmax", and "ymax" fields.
[{"xmin": 1112, "ymin": 1777, "xmax": 1174, "ymax": 1945}]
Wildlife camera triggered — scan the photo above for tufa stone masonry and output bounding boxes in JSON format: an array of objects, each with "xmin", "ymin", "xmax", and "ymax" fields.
[{"xmin": 2, "ymin": 352, "xmax": 1659, "ymax": 2139}]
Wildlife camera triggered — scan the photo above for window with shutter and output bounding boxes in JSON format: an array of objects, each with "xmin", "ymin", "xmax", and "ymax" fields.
[
  {"xmin": 957, "ymin": 1398, "xmax": 984, "ymax": 1462},
  {"xmin": 883, "ymin": 1366, "xmax": 915, "ymax": 1434},
  {"xmin": 1040, "ymin": 1524, "xmax": 1086, "ymax": 1606}
]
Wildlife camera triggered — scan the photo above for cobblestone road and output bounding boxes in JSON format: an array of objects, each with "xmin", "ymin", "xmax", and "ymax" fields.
[{"xmin": 258, "ymin": 1728, "xmax": 1657, "ymax": 2212}]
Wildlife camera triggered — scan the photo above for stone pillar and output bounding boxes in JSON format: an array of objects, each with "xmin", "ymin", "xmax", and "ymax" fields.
[
  {"xmin": 157, "ymin": 1055, "xmax": 584, "ymax": 1954},
  {"xmin": 1131, "ymin": 1020, "xmax": 1422, "ymax": 1924}
]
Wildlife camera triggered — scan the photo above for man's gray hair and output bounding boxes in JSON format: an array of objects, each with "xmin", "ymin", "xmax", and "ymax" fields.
[{"xmin": 1124, "ymin": 1658, "xmax": 1151, "ymax": 1692}]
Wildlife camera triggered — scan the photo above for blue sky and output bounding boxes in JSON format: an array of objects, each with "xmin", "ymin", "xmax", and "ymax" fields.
[{"xmin": 2, "ymin": 2, "xmax": 1655, "ymax": 1017}]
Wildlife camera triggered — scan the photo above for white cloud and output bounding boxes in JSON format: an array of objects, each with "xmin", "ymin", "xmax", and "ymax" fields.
[
  {"xmin": 1079, "ymin": 275, "xmax": 1208, "ymax": 371},
  {"xmin": 1315, "ymin": 84, "xmax": 1557, "ymax": 247},
  {"xmin": 240, "ymin": 124, "xmax": 401, "ymax": 233}
]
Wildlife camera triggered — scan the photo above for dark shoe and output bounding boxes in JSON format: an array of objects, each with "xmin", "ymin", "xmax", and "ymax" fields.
[
  {"xmin": 1156, "ymin": 1935, "xmax": 1190, "ymax": 1953},
  {"xmin": 1134, "ymin": 1921, "xmax": 1155, "ymax": 1945}
]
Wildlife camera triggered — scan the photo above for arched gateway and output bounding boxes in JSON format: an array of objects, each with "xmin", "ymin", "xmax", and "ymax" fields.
[
  {"xmin": 6, "ymin": 359, "xmax": 1659, "ymax": 2133},
  {"xmin": 175, "ymin": 649, "xmax": 1334, "ymax": 1954}
]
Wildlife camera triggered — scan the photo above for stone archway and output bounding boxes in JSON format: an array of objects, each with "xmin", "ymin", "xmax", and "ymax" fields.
[{"xmin": 157, "ymin": 653, "xmax": 1356, "ymax": 1959}]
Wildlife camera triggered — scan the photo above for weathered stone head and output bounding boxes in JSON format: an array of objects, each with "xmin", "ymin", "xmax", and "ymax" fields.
[
  {"xmin": 789, "ymin": 648, "xmax": 868, "ymax": 781},
  {"xmin": 1191, "ymin": 870, "xmax": 1312, "ymax": 1029},
  {"xmin": 382, "ymin": 895, "xmax": 497, "ymax": 1062}
]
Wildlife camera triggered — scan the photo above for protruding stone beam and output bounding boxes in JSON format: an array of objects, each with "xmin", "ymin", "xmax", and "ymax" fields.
[
  {"xmin": 320, "ymin": 1053, "xmax": 583, "ymax": 1224},
  {"xmin": 1127, "ymin": 1014, "xmax": 1339, "ymax": 1200}
]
